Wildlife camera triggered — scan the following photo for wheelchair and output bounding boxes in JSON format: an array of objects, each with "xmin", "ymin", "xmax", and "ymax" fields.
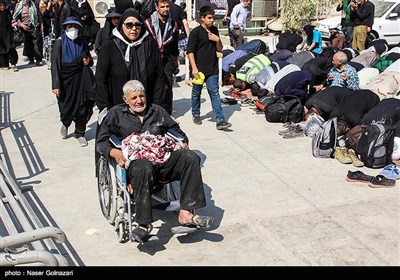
[{"xmin": 96, "ymin": 136, "xmax": 194, "ymax": 243}]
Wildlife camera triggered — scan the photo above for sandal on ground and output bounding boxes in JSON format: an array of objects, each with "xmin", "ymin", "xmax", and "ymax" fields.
[
  {"xmin": 346, "ymin": 170, "xmax": 374, "ymax": 183},
  {"xmin": 240, "ymin": 98, "xmax": 254, "ymax": 107},
  {"xmin": 379, "ymin": 164, "xmax": 400, "ymax": 180},
  {"xmin": 220, "ymin": 97, "xmax": 238, "ymax": 105},
  {"xmin": 187, "ymin": 215, "xmax": 214, "ymax": 229},
  {"xmin": 239, "ymin": 97, "xmax": 251, "ymax": 103},
  {"xmin": 171, "ymin": 215, "xmax": 214, "ymax": 234},
  {"xmin": 248, "ymin": 102, "xmax": 257, "ymax": 109},
  {"xmin": 231, "ymin": 91, "xmax": 247, "ymax": 100},
  {"xmin": 368, "ymin": 175, "xmax": 396, "ymax": 188},
  {"xmin": 131, "ymin": 224, "xmax": 152, "ymax": 244}
]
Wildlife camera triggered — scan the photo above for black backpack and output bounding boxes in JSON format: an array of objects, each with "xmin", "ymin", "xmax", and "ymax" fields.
[
  {"xmin": 255, "ymin": 95, "xmax": 275, "ymax": 111},
  {"xmin": 356, "ymin": 122, "xmax": 395, "ymax": 168},
  {"xmin": 236, "ymin": 39, "xmax": 267, "ymax": 55},
  {"xmin": 264, "ymin": 95, "xmax": 304, "ymax": 123}
]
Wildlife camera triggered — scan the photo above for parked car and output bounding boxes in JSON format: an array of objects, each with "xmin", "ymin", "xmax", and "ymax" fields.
[{"xmin": 317, "ymin": 0, "xmax": 400, "ymax": 46}]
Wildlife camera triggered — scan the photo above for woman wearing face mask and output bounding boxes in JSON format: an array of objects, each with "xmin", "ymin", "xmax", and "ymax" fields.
[{"xmin": 51, "ymin": 16, "xmax": 95, "ymax": 147}]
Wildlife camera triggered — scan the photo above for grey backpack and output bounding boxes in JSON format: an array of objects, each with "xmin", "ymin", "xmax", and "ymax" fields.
[{"xmin": 312, "ymin": 117, "xmax": 337, "ymax": 158}]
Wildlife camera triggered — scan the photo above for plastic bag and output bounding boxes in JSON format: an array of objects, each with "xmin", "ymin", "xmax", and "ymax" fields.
[
  {"xmin": 13, "ymin": 30, "xmax": 24, "ymax": 47},
  {"xmin": 304, "ymin": 113, "xmax": 324, "ymax": 138}
]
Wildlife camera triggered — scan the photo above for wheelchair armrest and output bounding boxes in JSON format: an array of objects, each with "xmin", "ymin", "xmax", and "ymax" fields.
[
  {"xmin": 166, "ymin": 128, "xmax": 184, "ymax": 142},
  {"xmin": 109, "ymin": 135, "xmax": 122, "ymax": 148}
]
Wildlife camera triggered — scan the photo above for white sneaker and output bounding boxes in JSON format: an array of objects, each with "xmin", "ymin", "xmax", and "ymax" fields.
[
  {"xmin": 60, "ymin": 125, "xmax": 68, "ymax": 139},
  {"xmin": 77, "ymin": 137, "xmax": 88, "ymax": 147}
]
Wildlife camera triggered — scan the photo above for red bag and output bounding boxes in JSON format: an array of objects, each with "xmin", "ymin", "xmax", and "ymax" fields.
[{"xmin": 255, "ymin": 95, "xmax": 274, "ymax": 111}]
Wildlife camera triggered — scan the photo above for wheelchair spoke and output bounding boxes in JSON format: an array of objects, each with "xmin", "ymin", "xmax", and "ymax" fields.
[{"xmin": 97, "ymin": 158, "xmax": 118, "ymax": 224}]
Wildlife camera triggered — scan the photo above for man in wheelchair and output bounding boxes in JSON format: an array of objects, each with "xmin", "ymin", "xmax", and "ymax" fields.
[{"xmin": 96, "ymin": 80, "xmax": 214, "ymax": 243}]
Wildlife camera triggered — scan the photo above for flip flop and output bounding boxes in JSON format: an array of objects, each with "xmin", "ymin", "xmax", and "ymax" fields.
[
  {"xmin": 171, "ymin": 215, "xmax": 215, "ymax": 235},
  {"xmin": 130, "ymin": 224, "xmax": 153, "ymax": 244},
  {"xmin": 240, "ymin": 98, "xmax": 255, "ymax": 107},
  {"xmin": 186, "ymin": 215, "xmax": 214, "ymax": 229},
  {"xmin": 379, "ymin": 164, "xmax": 400, "ymax": 180},
  {"xmin": 368, "ymin": 175, "xmax": 396, "ymax": 188},
  {"xmin": 220, "ymin": 97, "xmax": 238, "ymax": 105}
]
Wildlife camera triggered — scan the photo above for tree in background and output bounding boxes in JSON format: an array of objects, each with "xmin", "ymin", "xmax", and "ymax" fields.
[{"xmin": 280, "ymin": 0, "xmax": 334, "ymax": 33}]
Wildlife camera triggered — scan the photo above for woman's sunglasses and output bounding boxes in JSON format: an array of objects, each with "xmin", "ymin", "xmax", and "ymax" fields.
[{"xmin": 124, "ymin": 22, "xmax": 143, "ymax": 29}]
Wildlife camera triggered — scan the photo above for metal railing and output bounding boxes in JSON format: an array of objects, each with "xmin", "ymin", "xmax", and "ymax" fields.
[{"xmin": 0, "ymin": 159, "xmax": 68, "ymax": 266}]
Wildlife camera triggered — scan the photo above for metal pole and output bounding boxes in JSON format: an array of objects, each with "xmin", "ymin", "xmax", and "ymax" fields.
[
  {"xmin": 0, "ymin": 250, "xmax": 59, "ymax": 266},
  {"xmin": 188, "ymin": 0, "xmax": 193, "ymax": 21},
  {"xmin": 0, "ymin": 227, "xmax": 67, "ymax": 250}
]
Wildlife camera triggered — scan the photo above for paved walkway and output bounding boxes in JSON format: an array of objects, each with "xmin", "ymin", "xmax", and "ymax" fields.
[{"xmin": 0, "ymin": 41, "xmax": 398, "ymax": 266}]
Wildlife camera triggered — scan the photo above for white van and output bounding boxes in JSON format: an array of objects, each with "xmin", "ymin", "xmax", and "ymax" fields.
[{"xmin": 317, "ymin": 0, "xmax": 400, "ymax": 46}]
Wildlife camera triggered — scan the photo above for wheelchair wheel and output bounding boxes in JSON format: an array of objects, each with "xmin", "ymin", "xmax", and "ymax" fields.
[{"xmin": 97, "ymin": 157, "xmax": 118, "ymax": 224}]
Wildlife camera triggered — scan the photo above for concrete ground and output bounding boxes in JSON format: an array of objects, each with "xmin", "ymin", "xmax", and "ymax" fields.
[{"xmin": 0, "ymin": 36, "xmax": 399, "ymax": 267}]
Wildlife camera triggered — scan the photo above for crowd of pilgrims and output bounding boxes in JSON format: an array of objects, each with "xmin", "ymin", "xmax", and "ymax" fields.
[
  {"xmin": 219, "ymin": 27, "xmax": 400, "ymax": 167},
  {"xmin": 1, "ymin": 0, "xmax": 400, "ymax": 163}
]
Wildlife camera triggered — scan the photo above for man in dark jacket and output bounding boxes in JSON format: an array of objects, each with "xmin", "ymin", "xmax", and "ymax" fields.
[
  {"xmin": 96, "ymin": 80, "xmax": 214, "ymax": 243},
  {"xmin": 351, "ymin": 0, "xmax": 374, "ymax": 51},
  {"xmin": 144, "ymin": 0, "xmax": 179, "ymax": 114},
  {"xmin": 169, "ymin": 0, "xmax": 190, "ymax": 54}
]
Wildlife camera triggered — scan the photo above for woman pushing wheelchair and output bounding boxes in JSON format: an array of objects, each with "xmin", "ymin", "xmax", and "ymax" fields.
[{"xmin": 96, "ymin": 80, "xmax": 214, "ymax": 243}]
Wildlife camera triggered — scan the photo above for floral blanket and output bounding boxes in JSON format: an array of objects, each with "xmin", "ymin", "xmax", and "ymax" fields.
[{"xmin": 121, "ymin": 131, "xmax": 182, "ymax": 168}]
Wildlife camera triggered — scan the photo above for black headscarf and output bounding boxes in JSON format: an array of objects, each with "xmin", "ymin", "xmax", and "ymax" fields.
[
  {"xmin": 116, "ymin": 8, "xmax": 145, "ymax": 42},
  {"xmin": 112, "ymin": 8, "xmax": 155, "ymax": 99},
  {"xmin": 370, "ymin": 39, "xmax": 389, "ymax": 55},
  {"xmin": 303, "ymin": 25, "xmax": 315, "ymax": 37},
  {"xmin": 100, "ymin": 8, "xmax": 121, "ymax": 46},
  {"xmin": 114, "ymin": 0, "xmax": 135, "ymax": 14}
]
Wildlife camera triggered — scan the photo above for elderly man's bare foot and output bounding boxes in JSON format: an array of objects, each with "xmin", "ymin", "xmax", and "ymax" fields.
[
  {"xmin": 178, "ymin": 210, "xmax": 194, "ymax": 225},
  {"xmin": 178, "ymin": 210, "xmax": 214, "ymax": 229}
]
